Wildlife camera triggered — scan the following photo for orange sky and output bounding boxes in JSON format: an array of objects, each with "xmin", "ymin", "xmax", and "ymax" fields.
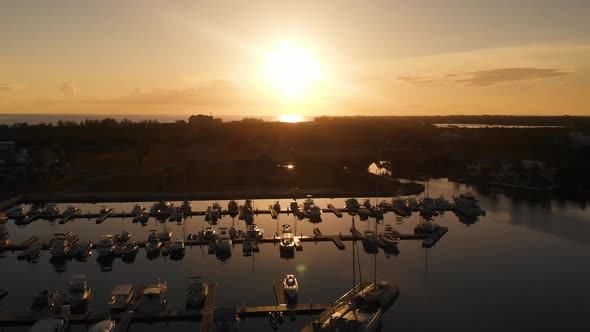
[{"xmin": 1, "ymin": 1, "xmax": 589, "ymax": 116}]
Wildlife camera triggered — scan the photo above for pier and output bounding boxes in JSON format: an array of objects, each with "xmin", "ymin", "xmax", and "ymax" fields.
[
  {"xmin": 326, "ymin": 204, "xmax": 343, "ymax": 218},
  {"xmin": 95, "ymin": 208, "xmax": 114, "ymax": 224}
]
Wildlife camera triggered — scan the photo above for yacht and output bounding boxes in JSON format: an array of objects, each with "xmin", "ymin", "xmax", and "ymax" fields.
[
  {"xmin": 406, "ymin": 198, "xmax": 419, "ymax": 212},
  {"xmin": 289, "ymin": 199, "xmax": 298, "ymax": 212},
  {"xmin": 130, "ymin": 204, "xmax": 143, "ymax": 216},
  {"xmin": 49, "ymin": 233, "xmax": 71, "ymax": 258},
  {"xmin": 180, "ymin": 200, "xmax": 192, "ymax": 214},
  {"xmin": 273, "ymin": 201, "xmax": 281, "ymax": 212},
  {"xmin": 67, "ymin": 275, "xmax": 91, "ymax": 310},
  {"xmin": 121, "ymin": 241, "xmax": 139, "ymax": 260},
  {"xmin": 377, "ymin": 200, "xmax": 393, "ymax": 210},
  {"xmin": 146, "ymin": 237, "xmax": 162, "ymax": 257},
  {"xmin": 212, "ymin": 202, "xmax": 223, "ymax": 215},
  {"xmin": 96, "ymin": 235, "xmax": 115, "ymax": 258},
  {"xmin": 114, "ymin": 231, "xmax": 131, "ymax": 243},
  {"xmin": 150, "ymin": 201, "xmax": 173, "ymax": 214},
  {"xmin": 358, "ymin": 206, "xmax": 370, "ymax": 220},
  {"xmin": 63, "ymin": 205, "xmax": 80, "ymax": 216},
  {"xmin": 315, "ymin": 302, "xmax": 383, "ymax": 332},
  {"xmin": 391, "ymin": 198, "xmax": 411, "ymax": 217},
  {"xmin": 72, "ymin": 241, "xmax": 92, "ymax": 259},
  {"xmin": 308, "ymin": 204, "xmax": 322, "ymax": 222},
  {"xmin": 169, "ymin": 238, "xmax": 186, "ymax": 258},
  {"xmin": 98, "ymin": 206, "xmax": 111, "ymax": 215},
  {"xmin": 186, "ymin": 276, "xmax": 208, "ymax": 307},
  {"xmin": 281, "ymin": 224, "xmax": 292, "ymax": 234},
  {"xmin": 42, "ymin": 203, "xmax": 60, "ymax": 216},
  {"xmin": 419, "ymin": 197, "xmax": 438, "ymax": 217},
  {"xmin": 283, "ymin": 274, "xmax": 298, "ymax": 300},
  {"xmin": 453, "ymin": 193, "xmax": 486, "ymax": 216},
  {"xmin": 202, "ymin": 227, "xmax": 216, "ymax": 240},
  {"xmin": 137, "ymin": 281, "xmax": 168, "ymax": 314},
  {"xmin": 215, "ymin": 228, "xmax": 232, "ymax": 254},
  {"xmin": 209, "ymin": 208, "xmax": 220, "ymax": 224},
  {"xmin": 109, "ymin": 284, "xmax": 134, "ymax": 312},
  {"xmin": 245, "ymin": 224, "xmax": 262, "ymax": 239},
  {"xmin": 6, "ymin": 206, "xmax": 25, "ymax": 219},
  {"xmin": 345, "ymin": 198, "xmax": 360, "ymax": 213},
  {"xmin": 378, "ymin": 233, "xmax": 399, "ymax": 248},
  {"xmin": 88, "ymin": 320, "xmax": 116, "ymax": 332},
  {"xmin": 169, "ymin": 208, "xmax": 184, "ymax": 223},
  {"xmin": 227, "ymin": 200, "xmax": 239, "ymax": 215},
  {"xmin": 362, "ymin": 199, "xmax": 373, "ymax": 209},
  {"xmin": 29, "ymin": 315, "xmax": 68, "ymax": 332},
  {"xmin": 279, "ymin": 234, "xmax": 295, "ymax": 253},
  {"xmin": 158, "ymin": 229, "xmax": 172, "ymax": 242}
]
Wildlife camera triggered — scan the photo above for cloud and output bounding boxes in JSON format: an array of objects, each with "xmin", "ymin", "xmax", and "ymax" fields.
[
  {"xmin": 397, "ymin": 75, "xmax": 436, "ymax": 84},
  {"xmin": 60, "ymin": 82, "xmax": 77, "ymax": 97},
  {"xmin": 455, "ymin": 68, "xmax": 570, "ymax": 86},
  {"xmin": 0, "ymin": 83, "xmax": 23, "ymax": 92}
]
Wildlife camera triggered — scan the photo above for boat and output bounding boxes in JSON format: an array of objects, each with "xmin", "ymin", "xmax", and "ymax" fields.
[
  {"xmin": 289, "ymin": 199, "xmax": 298, "ymax": 212},
  {"xmin": 108, "ymin": 284, "xmax": 134, "ymax": 312},
  {"xmin": 72, "ymin": 241, "xmax": 92, "ymax": 259},
  {"xmin": 29, "ymin": 315, "xmax": 68, "ymax": 332},
  {"xmin": 146, "ymin": 237, "xmax": 162, "ymax": 257},
  {"xmin": 308, "ymin": 204, "xmax": 322, "ymax": 222},
  {"xmin": 242, "ymin": 239, "xmax": 253, "ymax": 256},
  {"xmin": 283, "ymin": 274, "xmax": 298, "ymax": 300},
  {"xmin": 362, "ymin": 230, "xmax": 379, "ymax": 252},
  {"xmin": 268, "ymin": 312, "xmax": 281, "ymax": 329},
  {"xmin": 186, "ymin": 276, "xmax": 208, "ymax": 307},
  {"xmin": 27, "ymin": 203, "xmax": 43, "ymax": 215},
  {"xmin": 158, "ymin": 229, "xmax": 172, "ymax": 242},
  {"xmin": 215, "ymin": 227, "xmax": 232, "ymax": 254},
  {"xmin": 202, "ymin": 227, "xmax": 216, "ymax": 240},
  {"xmin": 132, "ymin": 207, "xmax": 148, "ymax": 222},
  {"xmin": 98, "ymin": 206, "xmax": 111, "ymax": 215},
  {"xmin": 67, "ymin": 275, "xmax": 91, "ymax": 310},
  {"xmin": 150, "ymin": 201, "xmax": 173, "ymax": 214},
  {"xmin": 377, "ymin": 200, "xmax": 393, "ymax": 210},
  {"xmin": 121, "ymin": 241, "xmax": 139, "ymax": 260},
  {"xmin": 273, "ymin": 201, "xmax": 281, "ymax": 212},
  {"xmin": 414, "ymin": 221, "xmax": 439, "ymax": 234},
  {"xmin": 371, "ymin": 207, "xmax": 384, "ymax": 220},
  {"xmin": 49, "ymin": 233, "xmax": 72, "ymax": 258},
  {"xmin": 209, "ymin": 208, "xmax": 220, "ymax": 224},
  {"xmin": 303, "ymin": 196, "xmax": 315, "ymax": 212},
  {"xmin": 245, "ymin": 224, "xmax": 262, "ymax": 239},
  {"xmin": 169, "ymin": 208, "xmax": 184, "ymax": 222},
  {"xmin": 180, "ymin": 200, "xmax": 192, "ymax": 214},
  {"xmin": 62, "ymin": 205, "xmax": 80, "ymax": 216},
  {"xmin": 130, "ymin": 204, "xmax": 143, "ymax": 216},
  {"xmin": 21, "ymin": 243, "xmax": 42, "ymax": 261},
  {"xmin": 419, "ymin": 197, "xmax": 439, "ymax": 217},
  {"xmin": 88, "ymin": 319, "xmax": 116, "ymax": 332},
  {"xmin": 114, "ymin": 231, "xmax": 131, "ymax": 243},
  {"xmin": 279, "ymin": 235, "xmax": 295, "ymax": 253},
  {"xmin": 453, "ymin": 193, "xmax": 486, "ymax": 216},
  {"xmin": 281, "ymin": 224, "xmax": 292, "ymax": 234},
  {"xmin": 391, "ymin": 198, "xmax": 411, "ymax": 217},
  {"xmin": 362, "ymin": 199, "xmax": 373, "ymax": 209},
  {"xmin": 378, "ymin": 233, "xmax": 399, "ymax": 248},
  {"xmin": 212, "ymin": 202, "xmax": 223, "ymax": 215},
  {"xmin": 30, "ymin": 290, "xmax": 60, "ymax": 312},
  {"xmin": 434, "ymin": 196, "xmax": 453, "ymax": 211},
  {"xmin": 315, "ymin": 301, "xmax": 383, "ymax": 332},
  {"xmin": 137, "ymin": 281, "xmax": 168, "ymax": 314},
  {"xmin": 42, "ymin": 203, "xmax": 60, "ymax": 216},
  {"xmin": 169, "ymin": 238, "xmax": 185, "ymax": 258},
  {"xmin": 406, "ymin": 198, "xmax": 419, "ymax": 212},
  {"xmin": 6, "ymin": 206, "xmax": 25, "ymax": 219},
  {"xmin": 96, "ymin": 235, "xmax": 115, "ymax": 258},
  {"xmin": 227, "ymin": 200, "xmax": 239, "ymax": 215},
  {"xmin": 363, "ymin": 280, "xmax": 400, "ymax": 309},
  {"xmin": 358, "ymin": 206, "xmax": 370, "ymax": 220},
  {"xmin": 345, "ymin": 198, "xmax": 360, "ymax": 213},
  {"xmin": 229, "ymin": 226, "xmax": 238, "ymax": 239}
]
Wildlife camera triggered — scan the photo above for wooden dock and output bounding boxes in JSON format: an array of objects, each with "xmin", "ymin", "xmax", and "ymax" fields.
[
  {"xmin": 293, "ymin": 237, "xmax": 303, "ymax": 251},
  {"xmin": 59, "ymin": 210, "xmax": 81, "ymax": 224},
  {"xmin": 326, "ymin": 204, "xmax": 343, "ymax": 218},
  {"xmin": 95, "ymin": 209, "xmax": 114, "ymax": 224},
  {"xmin": 269, "ymin": 205, "xmax": 278, "ymax": 219},
  {"xmin": 114, "ymin": 286, "xmax": 145, "ymax": 332},
  {"xmin": 199, "ymin": 283, "xmax": 217, "ymax": 332},
  {"xmin": 274, "ymin": 280, "xmax": 287, "ymax": 305}
]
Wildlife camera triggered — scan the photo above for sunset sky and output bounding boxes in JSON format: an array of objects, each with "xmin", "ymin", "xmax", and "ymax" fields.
[{"xmin": 1, "ymin": 0, "xmax": 589, "ymax": 116}]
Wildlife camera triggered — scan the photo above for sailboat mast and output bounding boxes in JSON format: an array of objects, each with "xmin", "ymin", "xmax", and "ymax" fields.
[{"xmin": 352, "ymin": 214, "xmax": 356, "ymax": 295}]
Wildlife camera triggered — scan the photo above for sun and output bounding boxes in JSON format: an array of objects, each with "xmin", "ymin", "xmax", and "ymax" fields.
[
  {"xmin": 266, "ymin": 41, "xmax": 320, "ymax": 99},
  {"xmin": 278, "ymin": 114, "xmax": 304, "ymax": 123}
]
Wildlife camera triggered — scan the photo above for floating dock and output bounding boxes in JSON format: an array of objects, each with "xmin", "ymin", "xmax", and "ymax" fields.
[
  {"xmin": 326, "ymin": 204, "xmax": 343, "ymax": 218},
  {"xmin": 199, "ymin": 282, "xmax": 217, "ymax": 332},
  {"xmin": 95, "ymin": 209, "xmax": 114, "ymax": 224},
  {"xmin": 269, "ymin": 205, "xmax": 278, "ymax": 219}
]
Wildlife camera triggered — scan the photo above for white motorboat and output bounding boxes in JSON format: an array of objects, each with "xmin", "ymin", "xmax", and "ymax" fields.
[
  {"xmin": 215, "ymin": 228, "xmax": 232, "ymax": 253},
  {"xmin": 202, "ymin": 227, "xmax": 216, "ymax": 239},
  {"xmin": 109, "ymin": 284, "xmax": 134, "ymax": 312},
  {"xmin": 137, "ymin": 281, "xmax": 167, "ymax": 314},
  {"xmin": 283, "ymin": 274, "xmax": 298, "ymax": 299},
  {"xmin": 281, "ymin": 224, "xmax": 292, "ymax": 234},
  {"xmin": 186, "ymin": 276, "xmax": 208, "ymax": 307},
  {"xmin": 67, "ymin": 275, "xmax": 91, "ymax": 310},
  {"xmin": 98, "ymin": 206, "xmax": 111, "ymax": 215},
  {"xmin": 279, "ymin": 234, "xmax": 295, "ymax": 253}
]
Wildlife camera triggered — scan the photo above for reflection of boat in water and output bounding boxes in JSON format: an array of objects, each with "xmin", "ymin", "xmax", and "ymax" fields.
[
  {"xmin": 109, "ymin": 284, "xmax": 134, "ymax": 312},
  {"xmin": 308, "ymin": 205, "xmax": 322, "ymax": 222},
  {"xmin": 96, "ymin": 235, "xmax": 115, "ymax": 258},
  {"xmin": 186, "ymin": 276, "xmax": 208, "ymax": 308},
  {"xmin": 169, "ymin": 238, "xmax": 185, "ymax": 259},
  {"xmin": 453, "ymin": 193, "xmax": 486, "ymax": 216},
  {"xmin": 391, "ymin": 198, "xmax": 411, "ymax": 217},
  {"xmin": 49, "ymin": 233, "xmax": 72, "ymax": 258},
  {"xmin": 180, "ymin": 200, "xmax": 192, "ymax": 214},
  {"xmin": 358, "ymin": 206, "xmax": 370, "ymax": 220},
  {"xmin": 228, "ymin": 200, "xmax": 239, "ymax": 216},
  {"xmin": 215, "ymin": 228, "xmax": 232, "ymax": 259},
  {"xmin": 137, "ymin": 281, "xmax": 168, "ymax": 314},
  {"xmin": 212, "ymin": 308, "xmax": 240, "ymax": 332},
  {"xmin": 88, "ymin": 319, "xmax": 116, "ymax": 332},
  {"xmin": 283, "ymin": 274, "xmax": 298, "ymax": 300},
  {"xmin": 453, "ymin": 210, "xmax": 480, "ymax": 226},
  {"xmin": 242, "ymin": 240, "xmax": 253, "ymax": 256},
  {"xmin": 362, "ymin": 230, "xmax": 379, "ymax": 253}
]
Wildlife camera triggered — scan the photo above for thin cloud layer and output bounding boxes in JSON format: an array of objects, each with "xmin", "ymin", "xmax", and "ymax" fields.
[
  {"xmin": 455, "ymin": 68, "xmax": 570, "ymax": 86},
  {"xmin": 60, "ymin": 82, "xmax": 77, "ymax": 97},
  {"xmin": 0, "ymin": 83, "xmax": 22, "ymax": 92}
]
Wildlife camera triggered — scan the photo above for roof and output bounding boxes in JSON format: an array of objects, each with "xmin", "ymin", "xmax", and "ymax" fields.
[{"xmin": 112, "ymin": 284, "xmax": 133, "ymax": 295}]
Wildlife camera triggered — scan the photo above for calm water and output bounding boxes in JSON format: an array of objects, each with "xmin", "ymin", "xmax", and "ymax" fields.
[{"xmin": 1, "ymin": 179, "xmax": 589, "ymax": 331}]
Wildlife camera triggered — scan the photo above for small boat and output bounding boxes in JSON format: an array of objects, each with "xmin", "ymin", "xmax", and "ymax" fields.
[
  {"xmin": 378, "ymin": 233, "xmax": 399, "ymax": 248},
  {"xmin": 372, "ymin": 207, "xmax": 384, "ymax": 220},
  {"xmin": 267, "ymin": 312, "xmax": 281, "ymax": 329},
  {"xmin": 289, "ymin": 199, "xmax": 298, "ymax": 212},
  {"xmin": 158, "ymin": 229, "xmax": 172, "ymax": 242},
  {"xmin": 392, "ymin": 198, "xmax": 411, "ymax": 217},
  {"xmin": 49, "ymin": 233, "xmax": 72, "ymax": 258},
  {"xmin": 453, "ymin": 192, "xmax": 486, "ymax": 216},
  {"xmin": 362, "ymin": 230, "xmax": 379, "ymax": 252},
  {"xmin": 281, "ymin": 224, "xmax": 292, "ymax": 234},
  {"xmin": 228, "ymin": 200, "xmax": 239, "ymax": 215},
  {"xmin": 98, "ymin": 206, "xmax": 111, "ymax": 215},
  {"xmin": 358, "ymin": 206, "xmax": 370, "ymax": 220},
  {"xmin": 29, "ymin": 315, "xmax": 68, "ymax": 332},
  {"xmin": 169, "ymin": 208, "xmax": 184, "ymax": 222},
  {"xmin": 88, "ymin": 319, "xmax": 116, "ymax": 332},
  {"xmin": 303, "ymin": 196, "xmax": 314, "ymax": 212},
  {"xmin": 150, "ymin": 201, "xmax": 173, "ymax": 214},
  {"xmin": 377, "ymin": 200, "xmax": 393, "ymax": 210},
  {"xmin": 67, "ymin": 275, "xmax": 91, "ymax": 310},
  {"xmin": 345, "ymin": 198, "xmax": 360, "ymax": 213},
  {"xmin": 30, "ymin": 290, "xmax": 60, "ymax": 312},
  {"xmin": 108, "ymin": 284, "xmax": 134, "ymax": 312},
  {"xmin": 146, "ymin": 236, "xmax": 162, "ymax": 257},
  {"xmin": 279, "ymin": 236, "xmax": 295, "ymax": 253},
  {"xmin": 186, "ymin": 276, "xmax": 208, "ymax": 307},
  {"xmin": 96, "ymin": 235, "xmax": 115, "ymax": 258},
  {"xmin": 215, "ymin": 228, "xmax": 232, "ymax": 254},
  {"xmin": 121, "ymin": 241, "xmax": 139, "ymax": 260},
  {"xmin": 229, "ymin": 226, "xmax": 237, "ymax": 239},
  {"xmin": 283, "ymin": 274, "xmax": 298, "ymax": 300},
  {"xmin": 114, "ymin": 231, "xmax": 131, "ymax": 243},
  {"xmin": 62, "ymin": 205, "xmax": 80, "ymax": 216},
  {"xmin": 137, "ymin": 281, "xmax": 168, "ymax": 314},
  {"xmin": 130, "ymin": 204, "xmax": 143, "ymax": 216},
  {"xmin": 209, "ymin": 209, "xmax": 220, "ymax": 224},
  {"xmin": 307, "ymin": 204, "xmax": 322, "ymax": 222},
  {"xmin": 362, "ymin": 199, "xmax": 373, "ymax": 209},
  {"xmin": 180, "ymin": 200, "xmax": 192, "ymax": 214},
  {"xmin": 20, "ymin": 243, "xmax": 42, "ymax": 261},
  {"xmin": 242, "ymin": 240, "xmax": 253, "ymax": 256},
  {"xmin": 169, "ymin": 239, "xmax": 185, "ymax": 259},
  {"xmin": 273, "ymin": 201, "xmax": 281, "ymax": 212},
  {"xmin": 406, "ymin": 198, "xmax": 419, "ymax": 212},
  {"xmin": 434, "ymin": 195, "xmax": 453, "ymax": 211},
  {"xmin": 414, "ymin": 221, "xmax": 439, "ymax": 234},
  {"xmin": 245, "ymin": 224, "xmax": 262, "ymax": 239},
  {"xmin": 132, "ymin": 208, "xmax": 148, "ymax": 222},
  {"xmin": 42, "ymin": 203, "xmax": 60, "ymax": 216},
  {"xmin": 203, "ymin": 227, "xmax": 216, "ymax": 239}
]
